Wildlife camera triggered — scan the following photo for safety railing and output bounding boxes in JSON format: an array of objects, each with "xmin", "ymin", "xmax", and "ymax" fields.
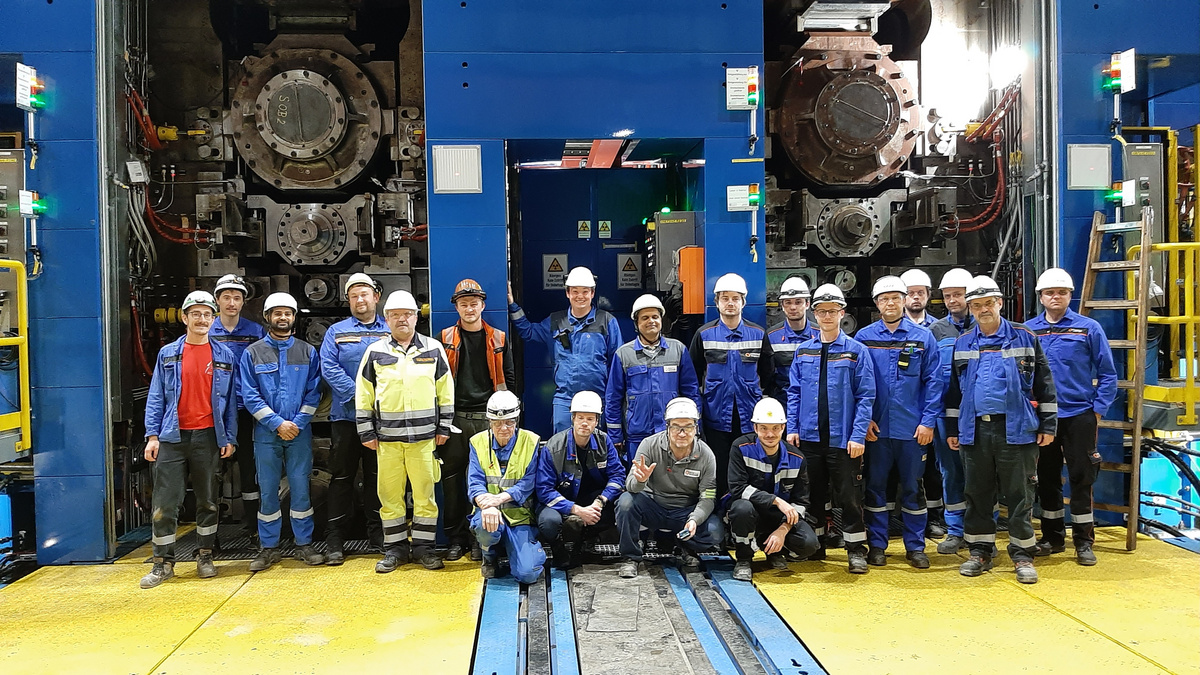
[
  {"xmin": 0, "ymin": 259, "xmax": 31, "ymax": 454},
  {"xmin": 1127, "ymin": 242, "xmax": 1200, "ymax": 426}
]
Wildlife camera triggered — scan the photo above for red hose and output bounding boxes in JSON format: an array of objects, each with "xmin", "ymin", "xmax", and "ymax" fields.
[
  {"xmin": 949, "ymin": 131, "xmax": 1006, "ymax": 233},
  {"xmin": 129, "ymin": 296, "xmax": 155, "ymax": 382}
]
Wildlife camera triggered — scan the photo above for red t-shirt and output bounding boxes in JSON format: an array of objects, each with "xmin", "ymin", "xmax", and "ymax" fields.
[{"xmin": 178, "ymin": 342, "xmax": 215, "ymax": 430}]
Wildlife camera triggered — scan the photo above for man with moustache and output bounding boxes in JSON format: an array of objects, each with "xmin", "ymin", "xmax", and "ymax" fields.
[
  {"xmin": 945, "ymin": 276, "xmax": 1057, "ymax": 584},
  {"xmin": 441, "ymin": 279, "xmax": 516, "ymax": 561},
  {"xmin": 141, "ymin": 291, "xmax": 238, "ymax": 588},
  {"xmin": 605, "ymin": 293, "xmax": 700, "ymax": 466},
  {"xmin": 319, "ymin": 273, "xmax": 390, "ymax": 564},
  {"xmin": 240, "ymin": 292, "xmax": 325, "ymax": 571}
]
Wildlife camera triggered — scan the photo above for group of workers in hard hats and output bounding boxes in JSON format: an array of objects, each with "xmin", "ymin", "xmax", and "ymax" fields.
[{"xmin": 140, "ymin": 259, "xmax": 1114, "ymax": 588}]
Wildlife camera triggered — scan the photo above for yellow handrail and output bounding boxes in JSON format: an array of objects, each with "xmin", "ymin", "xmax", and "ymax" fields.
[
  {"xmin": 1127, "ymin": 242, "xmax": 1200, "ymax": 425},
  {"xmin": 0, "ymin": 259, "xmax": 31, "ymax": 453}
]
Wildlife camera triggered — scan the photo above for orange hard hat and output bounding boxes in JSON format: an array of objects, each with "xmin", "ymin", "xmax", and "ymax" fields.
[{"xmin": 451, "ymin": 278, "xmax": 487, "ymax": 303}]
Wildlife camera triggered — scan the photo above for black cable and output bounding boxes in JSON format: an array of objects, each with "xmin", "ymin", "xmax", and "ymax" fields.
[
  {"xmin": 1144, "ymin": 437, "xmax": 1200, "ymax": 458},
  {"xmin": 1139, "ymin": 517, "xmax": 1188, "ymax": 539},
  {"xmin": 1140, "ymin": 500, "xmax": 1200, "ymax": 518},
  {"xmin": 1146, "ymin": 446, "xmax": 1200, "ymax": 495}
]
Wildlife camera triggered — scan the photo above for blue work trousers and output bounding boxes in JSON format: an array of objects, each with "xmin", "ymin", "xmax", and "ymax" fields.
[
  {"xmin": 865, "ymin": 438, "xmax": 927, "ymax": 552},
  {"xmin": 934, "ymin": 419, "xmax": 966, "ymax": 537},
  {"xmin": 255, "ymin": 430, "xmax": 315, "ymax": 548},
  {"xmin": 616, "ymin": 491, "xmax": 724, "ymax": 561},
  {"xmin": 471, "ymin": 512, "xmax": 547, "ymax": 584}
]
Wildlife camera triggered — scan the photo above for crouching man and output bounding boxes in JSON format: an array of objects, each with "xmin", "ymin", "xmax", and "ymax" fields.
[
  {"xmin": 616, "ymin": 397, "xmax": 724, "ymax": 578},
  {"xmin": 467, "ymin": 391, "xmax": 547, "ymax": 583},
  {"xmin": 727, "ymin": 398, "xmax": 820, "ymax": 581},
  {"xmin": 536, "ymin": 391, "xmax": 626, "ymax": 569}
]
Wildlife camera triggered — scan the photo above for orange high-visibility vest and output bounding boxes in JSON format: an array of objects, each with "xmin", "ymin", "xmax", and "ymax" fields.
[{"xmin": 441, "ymin": 322, "xmax": 508, "ymax": 391}]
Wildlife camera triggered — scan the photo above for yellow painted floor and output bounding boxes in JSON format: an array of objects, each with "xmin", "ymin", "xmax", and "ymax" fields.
[
  {"xmin": 0, "ymin": 553, "xmax": 482, "ymax": 674},
  {"xmin": 758, "ymin": 528, "xmax": 1200, "ymax": 675}
]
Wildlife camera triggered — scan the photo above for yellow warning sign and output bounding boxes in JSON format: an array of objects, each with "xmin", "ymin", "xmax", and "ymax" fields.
[
  {"xmin": 577, "ymin": 220, "xmax": 592, "ymax": 239},
  {"xmin": 598, "ymin": 220, "xmax": 612, "ymax": 239},
  {"xmin": 547, "ymin": 258, "xmax": 563, "ymax": 272},
  {"xmin": 622, "ymin": 258, "xmax": 638, "ymax": 272}
]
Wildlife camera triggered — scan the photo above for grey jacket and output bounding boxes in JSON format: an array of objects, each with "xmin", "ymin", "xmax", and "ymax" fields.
[{"xmin": 625, "ymin": 431, "xmax": 717, "ymax": 525}]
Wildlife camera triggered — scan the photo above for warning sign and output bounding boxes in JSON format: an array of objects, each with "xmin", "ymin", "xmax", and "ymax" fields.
[
  {"xmin": 577, "ymin": 220, "xmax": 592, "ymax": 239},
  {"xmin": 616, "ymin": 254, "xmax": 643, "ymax": 290},
  {"xmin": 543, "ymin": 254, "xmax": 568, "ymax": 290},
  {"xmin": 598, "ymin": 220, "xmax": 612, "ymax": 239}
]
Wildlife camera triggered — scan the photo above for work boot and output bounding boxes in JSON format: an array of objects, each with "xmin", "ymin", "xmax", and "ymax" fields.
[
  {"xmin": 445, "ymin": 543, "xmax": 467, "ymax": 562},
  {"xmin": 325, "ymin": 548, "xmax": 345, "ymax": 566},
  {"xmin": 958, "ymin": 553, "xmax": 993, "ymax": 577},
  {"xmin": 375, "ymin": 553, "xmax": 403, "ymax": 574},
  {"xmin": 294, "ymin": 544, "xmax": 326, "ymax": 566},
  {"xmin": 1034, "ymin": 539, "xmax": 1066, "ymax": 557},
  {"xmin": 847, "ymin": 551, "xmax": 869, "ymax": 574},
  {"xmin": 906, "ymin": 550, "xmax": 931, "ymax": 569},
  {"xmin": 1076, "ymin": 544, "xmax": 1098, "ymax": 566},
  {"xmin": 926, "ymin": 520, "xmax": 947, "ymax": 539},
  {"xmin": 249, "ymin": 548, "xmax": 281, "ymax": 572},
  {"xmin": 418, "ymin": 552, "xmax": 445, "ymax": 570},
  {"xmin": 469, "ymin": 542, "xmax": 483, "ymax": 562},
  {"xmin": 823, "ymin": 530, "xmax": 844, "ymax": 549},
  {"xmin": 732, "ymin": 561, "xmax": 753, "ymax": 582},
  {"xmin": 808, "ymin": 547, "xmax": 827, "ymax": 561},
  {"xmin": 679, "ymin": 549, "xmax": 701, "ymax": 572},
  {"xmin": 480, "ymin": 557, "xmax": 498, "ymax": 579},
  {"xmin": 618, "ymin": 560, "xmax": 638, "ymax": 579},
  {"xmin": 1014, "ymin": 559, "xmax": 1039, "ymax": 584},
  {"xmin": 766, "ymin": 553, "xmax": 790, "ymax": 570},
  {"xmin": 139, "ymin": 559, "xmax": 175, "ymax": 589},
  {"xmin": 937, "ymin": 535, "xmax": 967, "ymax": 554},
  {"xmin": 196, "ymin": 550, "xmax": 217, "ymax": 579},
  {"xmin": 551, "ymin": 541, "xmax": 571, "ymax": 570},
  {"xmin": 867, "ymin": 547, "xmax": 886, "ymax": 566}
]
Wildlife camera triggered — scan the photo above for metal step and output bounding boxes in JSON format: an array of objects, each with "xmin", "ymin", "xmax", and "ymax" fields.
[
  {"xmin": 1098, "ymin": 221, "xmax": 1144, "ymax": 233},
  {"xmin": 1085, "ymin": 299, "xmax": 1139, "ymax": 310},
  {"xmin": 1090, "ymin": 260, "xmax": 1141, "ymax": 271}
]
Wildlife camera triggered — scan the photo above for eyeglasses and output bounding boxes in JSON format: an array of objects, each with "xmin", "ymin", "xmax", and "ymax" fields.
[
  {"xmin": 669, "ymin": 423, "xmax": 697, "ymax": 435},
  {"xmin": 491, "ymin": 420, "xmax": 517, "ymax": 428},
  {"xmin": 813, "ymin": 308, "xmax": 841, "ymax": 317},
  {"xmin": 187, "ymin": 311, "xmax": 214, "ymax": 321}
]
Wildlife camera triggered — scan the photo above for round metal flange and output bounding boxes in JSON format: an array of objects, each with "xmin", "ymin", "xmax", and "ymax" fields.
[
  {"xmin": 254, "ymin": 69, "xmax": 348, "ymax": 160},
  {"xmin": 274, "ymin": 204, "xmax": 350, "ymax": 266},
  {"xmin": 814, "ymin": 200, "xmax": 884, "ymax": 258}
]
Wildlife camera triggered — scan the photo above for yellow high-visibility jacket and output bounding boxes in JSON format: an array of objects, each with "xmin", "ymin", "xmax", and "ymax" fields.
[{"xmin": 355, "ymin": 333, "xmax": 454, "ymax": 443}]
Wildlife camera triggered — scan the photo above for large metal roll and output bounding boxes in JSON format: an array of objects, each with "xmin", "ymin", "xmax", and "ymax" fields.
[
  {"xmin": 230, "ymin": 45, "xmax": 384, "ymax": 190},
  {"xmin": 776, "ymin": 34, "xmax": 921, "ymax": 186}
]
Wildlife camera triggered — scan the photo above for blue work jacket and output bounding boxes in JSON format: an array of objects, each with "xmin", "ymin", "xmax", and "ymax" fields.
[
  {"xmin": 1025, "ymin": 309, "xmax": 1117, "ymax": 419},
  {"xmin": 239, "ymin": 335, "xmax": 322, "ymax": 444},
  {"xmin": 510, "ymin": 303, "xmax": 622, "ymax": 404},
  {"xmin": 535, "ymin": 429, "xmax": 626, "ymax": 516},
  {"xmin": 209, "ymin": 316, "xmax": 265, "ymax": 407},
  {"xmin": 319, "ymin": 315, "xmax": 390, "ymax": 422},
  {"xmin": 856, "ymin": 317, "xmax": 943, "ymax": 438},
  {"xmin": 760, "ymin": 319, "xmax": 819, "ymax": 402},
  {"xmin": 467, "ymin": 432, "xmax": 536, "ymax": 507},
  {"xmin": 786, "ymin": 331, "xmax": 876, "ymax": 448},
  {"xmin": 944, "ymin": 319, "xmax": 1058, "ymax": 445},
  {"xmin": 144, "ymin": 337, "xmax": 238, "ymax": 447},
  {"xmin": 689, "ymin": 319, "xmax": 766, "ymax": 433},
  {"xmin": 605, "ymin": 336, "xmax": 701, "ymax": 446}
]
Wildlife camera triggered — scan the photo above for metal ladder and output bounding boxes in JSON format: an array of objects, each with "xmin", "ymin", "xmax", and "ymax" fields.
[{"xmin": 1078, "ymin": 209, "xmax": 1153, "ymax": 551}]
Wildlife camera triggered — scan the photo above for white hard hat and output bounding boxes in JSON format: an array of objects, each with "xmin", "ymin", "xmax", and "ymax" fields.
[
  {"xmin": 344, "ymin": 272, "xmax": 379, "ymax": 296},
  {"xmin": 564, "ymin": 266, "xmax": 596, "ymax": 288},
  {"xmin": 664, "ymin": 397, "xmax": 700, "ymax": 421},
  {"xmin": 965, "ymin": 275, "xmax": 1004, "ymax": 301},
  {"xmin": 713, "ymin": 273, "xmax": 749, "ymax": 296},
  {"xmin": 1035, "ymin": 267, "xmax": 1075, "ymax": 292},
  {"xmin": 631, "ymin": 294, "xmax": 666, "ymax": 320},
  {"xmin": 778, "ymin": 276, "xmax": 811, "ymax": 300},
  {"xmin": 213, "ymin": 274, "xmax": 248, "ymax": 298},
  {"xmin": 181, "ymin": 290, "xmax": 218, "ymax": 313},
  {"xmin": 811, "ymin": 283, "xmax": 847, "ymax": 307},
  {"xmin": 486, "ymin": 390, "xmax": 522, "ymax": 420},
  {"xmin": 871, "ymin": 275, "xmax": 908, "ymax": 299},
  {"xmin": 900, "ymin": 269, "xmax": 932, "ymax": 290},
  {"xmin": 570, "ymin": 391, "xmax": 604, "ymax": 415},
  {"xmin": 751, "ymin": 398, "xmax": 787, "ymax": 424},
  {"xmin": 939, "ymin": 268, "xmax": 974, "ymax": 290},
  {"xmin": 383, "ymin": 290, "xmax": 419, "ymax": 312},
  {"xmin": 262, "ymin": 292, "xmax": 298, "ymax": 315}
]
